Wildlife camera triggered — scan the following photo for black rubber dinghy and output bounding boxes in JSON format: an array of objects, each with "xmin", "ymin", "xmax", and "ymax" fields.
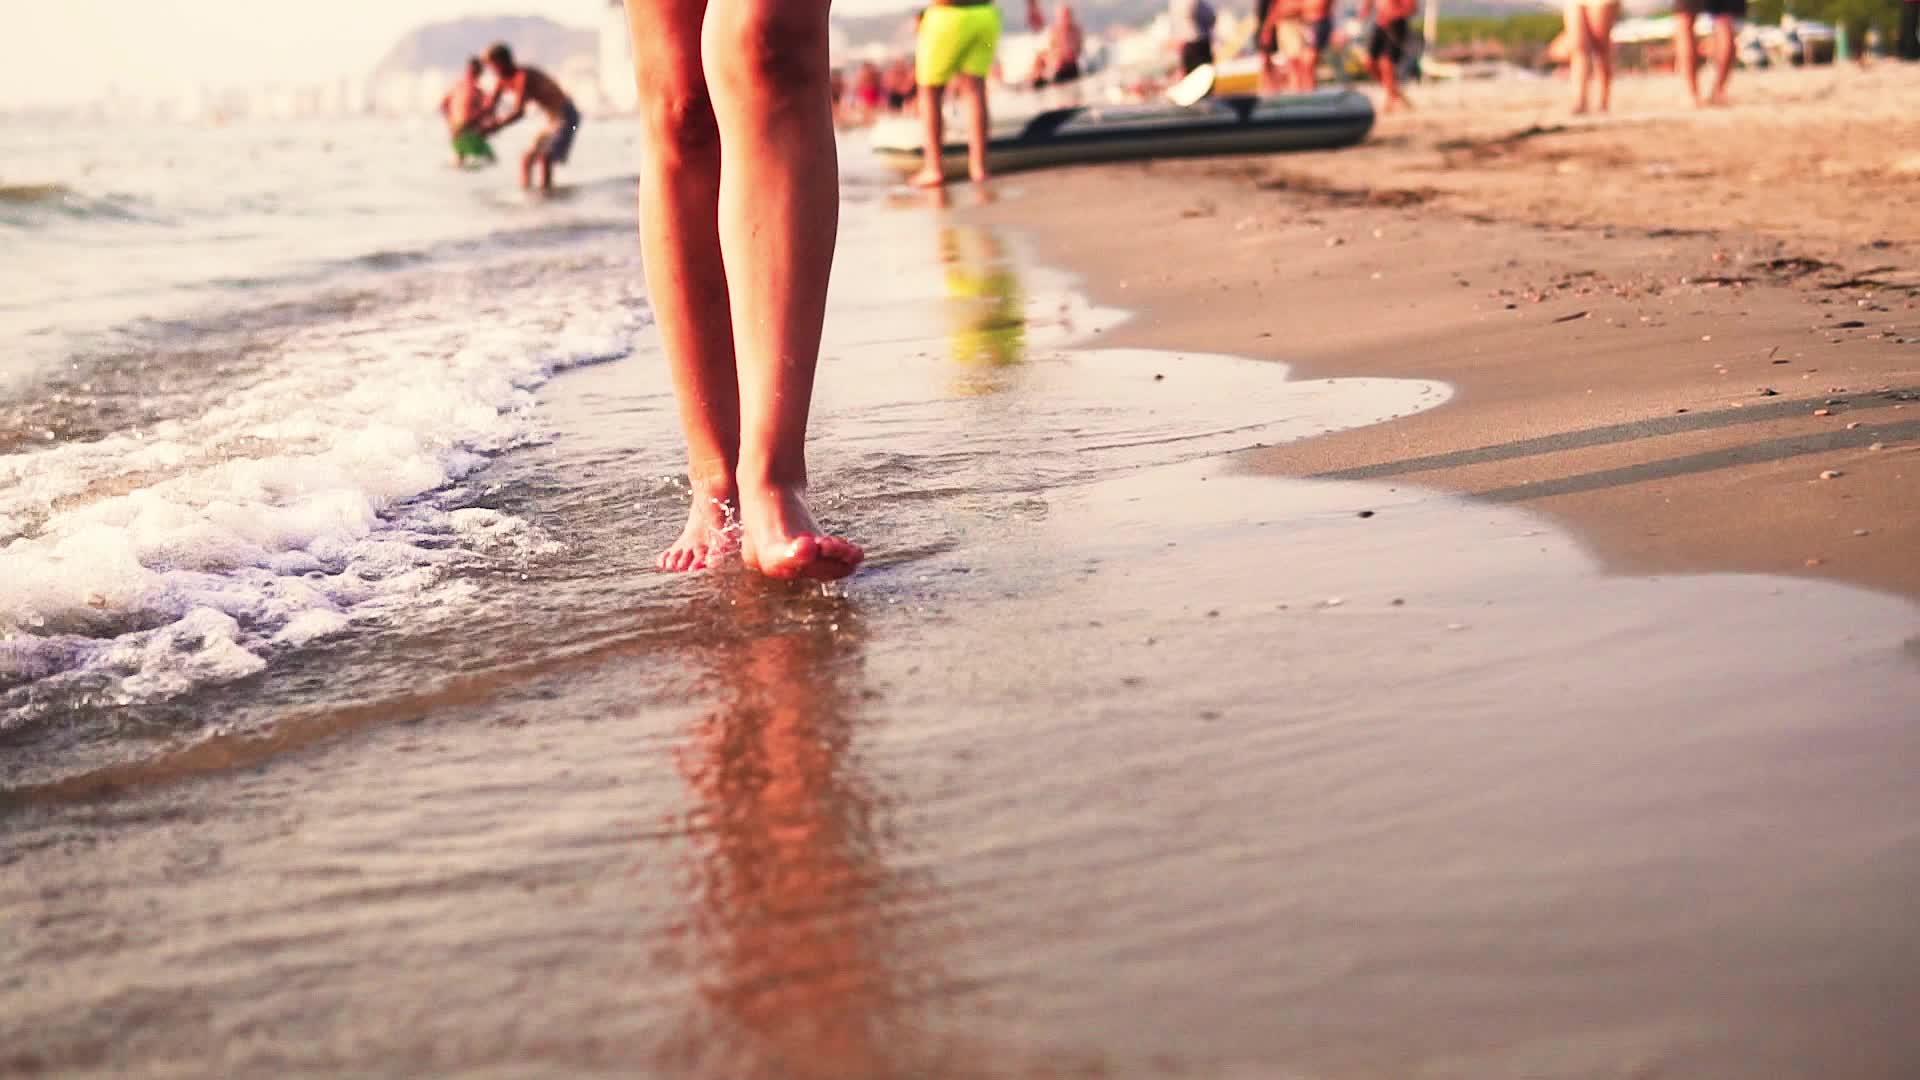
[{"xmin": 871, "ymin": 89, "xmax": 1374, "ymax": 180}]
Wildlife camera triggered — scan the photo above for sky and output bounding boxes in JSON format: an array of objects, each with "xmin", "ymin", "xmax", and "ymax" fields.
[{"xmin": 2, "ymin": 0, "xmax": 916, "ymax": 107}]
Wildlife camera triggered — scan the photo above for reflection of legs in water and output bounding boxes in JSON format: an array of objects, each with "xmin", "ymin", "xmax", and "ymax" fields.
[
  {"xmin": 938, "ymin": 227, "xmax": 1028, "ymax": 393},
  {"xmin": 673, "ymin": 597, "xmax": 905, "ymax": 1077},
  {"xmin": 625, "ymin": 0, "xmax": 864, "ymax": 581}
]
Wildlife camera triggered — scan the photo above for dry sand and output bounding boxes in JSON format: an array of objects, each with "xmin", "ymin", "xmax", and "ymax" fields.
[{"xmin": 964, "ymin": 62, "xmax": 1920, "ymax": 597}]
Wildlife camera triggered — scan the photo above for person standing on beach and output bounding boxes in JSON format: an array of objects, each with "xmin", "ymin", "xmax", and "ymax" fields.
[
  {"xmin": 1170, "ymin": 0, "xmax": 1220, "ymax": 76},
  {"xmin": 619, "ymin": 0, "xmax": 863, "ymax": 580},
  {"xmin": 439, "ymin": 57, "xmax": 495, "ymax": 167},
  {"xmin": 1360, "ymin": 0, "xmax": 1416, "ymax": 112},
  {"xmin": 474, "ymin": 43, "xmax": 582, "ymax": 192},
  {"xmin": 910, "ymin": 0, "xmax": 1045, "ymax": 188},
  {"xmin": 1046, "ymin": 4, "xmax": 1087, "ymax": 84},
  {"xmin": 1260, "ymin": 0, "xmax": 1333, "ymax": 91},
  {"xmin": 1672, "ymin": 0, "xmax": 1742, "ymax": 106},
  {"xmin": 1565, "ymin": 0, "xmax": 1620, "ymax": 113}
]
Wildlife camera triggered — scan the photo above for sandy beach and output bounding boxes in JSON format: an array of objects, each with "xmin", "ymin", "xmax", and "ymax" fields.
[
  {"xmin": 5, "ymin": 62, "xmax": 1920, "ymax": 1080},
  {"xmin": 968, "ymin": 62, "xmax": 1920, "ymax": 596}
]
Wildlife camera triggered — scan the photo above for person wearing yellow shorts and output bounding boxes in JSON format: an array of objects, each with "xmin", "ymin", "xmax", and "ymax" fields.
[{"xmin": 911, "ymin": 0, "xmax": 1042, "ymax": 187}]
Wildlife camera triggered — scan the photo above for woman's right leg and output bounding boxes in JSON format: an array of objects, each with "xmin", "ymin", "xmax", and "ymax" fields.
[
  {"xmin": 702, "ymin": 0, "xmax": 864, "ymax": 581},
  {"xmin": 626, "ymin": 0, "xmax": 745, "ymax": 572}
]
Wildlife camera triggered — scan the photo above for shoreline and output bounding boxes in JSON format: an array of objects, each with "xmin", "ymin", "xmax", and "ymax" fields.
[{"xmin": 959, "ymin": 64, "xmax": 1920, "ymax": 599}]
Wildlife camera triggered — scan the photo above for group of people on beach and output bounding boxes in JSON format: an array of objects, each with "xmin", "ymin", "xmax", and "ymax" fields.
[
  {"xmin": 439, "ymin": 43, "xmax": 581, "ymax": 191},
  {"xmin": 607, "ymin": 0, "xmax": 1908, "ymax": 584},
  {"xmin": 832, "ymin": 3, "xmax": 1087, "ymax": 129},
  {"xmin": 1563, "ymin": 0, "xmax": 1750, "ymax": 115}
]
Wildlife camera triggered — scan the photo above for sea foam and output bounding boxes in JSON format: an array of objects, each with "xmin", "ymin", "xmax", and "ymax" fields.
[{"xmin": 0, "ymin": 289, "xmax": 634, "ymax": 714}]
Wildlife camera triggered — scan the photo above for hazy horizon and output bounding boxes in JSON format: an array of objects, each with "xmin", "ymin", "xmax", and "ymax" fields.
[{"xmin": 4, "ymin": 0, "xmax": 920, "ymax": 108}]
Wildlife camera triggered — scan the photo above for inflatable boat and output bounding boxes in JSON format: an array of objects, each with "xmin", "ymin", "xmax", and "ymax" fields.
[{"xmin": 870, "ymin": 88, "xmax": 1374, "ymax": 181}]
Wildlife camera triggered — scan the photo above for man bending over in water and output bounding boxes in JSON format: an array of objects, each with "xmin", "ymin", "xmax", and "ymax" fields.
[
  {"xmin": 618, "ymin": 0, "xmax": 863, "ymax": 580},
  {"xmin": 475, "ymin": 43, "xmax": 582, "ymax": 192}
]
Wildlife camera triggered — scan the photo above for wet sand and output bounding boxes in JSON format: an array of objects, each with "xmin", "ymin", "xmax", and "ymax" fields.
[
  {"xmin": 6, "ymin": 75, "xmax": 1920, "ymax": 1078},
  {"xmin": 965, "ymin": 62, "xmax": 1920, "ymax": 597}
]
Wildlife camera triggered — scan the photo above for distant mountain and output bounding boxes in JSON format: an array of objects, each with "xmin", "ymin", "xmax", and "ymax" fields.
[{"xmin": 371, "ymin": 15, "xmax": 597, "ymax": 80}]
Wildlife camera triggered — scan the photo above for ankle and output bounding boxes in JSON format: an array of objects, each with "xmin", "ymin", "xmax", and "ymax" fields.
[{"xmin": 733, "ymin": 460, "xmax": 807, "ymax": 493}]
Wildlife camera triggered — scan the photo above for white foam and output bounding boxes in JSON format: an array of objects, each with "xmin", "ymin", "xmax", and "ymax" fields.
[{"xmin": 0, "ymin": 286, "xmax": 634, "ymax": 710}]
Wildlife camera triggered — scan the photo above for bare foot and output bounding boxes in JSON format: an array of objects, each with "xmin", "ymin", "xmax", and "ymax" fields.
[
  {"xmin": 738, "ymin": 481, "xmax": 863, "ymax": 582},
  {"xmin": 1706, "ymin": 92, "xmax": 1731, "ymax": 108},
  {"xmin": 908, "ymin": 166, "xmax": 947, "ymax": 189},
  {"xmin": 1572, "ymin": 101, "xmax": 1590, "ymax": 116},
  {"xmin": 969, "ymin": 163, "xmax": 991, "ymax": 184},
  {"xmin": 657, "ymin": 483, "xmax": 738, "ymax": 573}
]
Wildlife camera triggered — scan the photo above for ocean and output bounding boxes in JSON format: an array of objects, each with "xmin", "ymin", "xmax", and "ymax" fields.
[{"xmin": 4, "ymin": 114, "xmax": 1920, "ymax": 1077}]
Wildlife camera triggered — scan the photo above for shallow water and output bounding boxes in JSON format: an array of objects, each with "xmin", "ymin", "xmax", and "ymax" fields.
[{"xmin": 5, "ymin": 119, "xmax": 1920, "ymax": 1079}]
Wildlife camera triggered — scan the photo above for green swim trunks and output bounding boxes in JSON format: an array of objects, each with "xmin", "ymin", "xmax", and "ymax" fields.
[
  {"xmin": 452, "ymin": 129, "xmax": 494, "ymax": 163},
  {"xmin": 917, "ymin": 2, "xmax": 1002, "ymax": 87}
]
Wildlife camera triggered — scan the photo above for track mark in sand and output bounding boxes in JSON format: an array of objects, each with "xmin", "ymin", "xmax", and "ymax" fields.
[
  {"xmin": 1315, "ymin": 387, "xmax": 1920, "ymax": 482},
  {"xmin": 1476, "ymin": 420, "xmax": 1920, "ymax": 503},
  {"xmin": 1433, "ymin": 123, "xmax": 1573, "ymax": 156},
  {"xmin": 1252, "ymin": 170, "xmax": 1436, "ymax": 208}
]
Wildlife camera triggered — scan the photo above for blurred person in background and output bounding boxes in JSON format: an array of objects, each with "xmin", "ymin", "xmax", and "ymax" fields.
[
  {"xmin": 1047, "ymin": 4, "xmax": 1087, "ymax": 83},
  {"xmin": 1673, "ymin": 0, "xmax": 1742, "ymax": 106},
  {"xmin": 1170, "ymin": 0, "xmax": 1219, "ymax": 75},
  {"xmin": 1260, "ymin": 0, "xmax": 1332, "ymax": 91},
  {"xmin": 911, "ymin": 0, "xmax": 1045, "ymax": 187},
  {"xmin": 885, "ymin": 58, "xmax": 918, "ymax": 112},
  {"xmin": 1899, "ymin": 0, "xmax": 1918, "ymax": 60},
  {"xmin": 1565, "ymin": 0, "xmax": 1619, "ymax": 113},
  {"xmin": 1360, "ymin": 0, "xmax": 1416, "ymax": 112},
  {"xmin": 439, "ymin": 57, "xmax": 496, "ymax": 167},
  {"xmin": 474, "ymin": 43, "xmax": 582, "ymax": 192}
]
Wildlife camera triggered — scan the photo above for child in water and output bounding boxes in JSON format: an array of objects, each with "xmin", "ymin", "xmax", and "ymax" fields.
[
  {"xmin": 439, "ymin": 57, "xmax": 495, "ymax": 167},
  {"xmin": 620, "ymin": 0, "xmax": 863, "ymax": 580}
]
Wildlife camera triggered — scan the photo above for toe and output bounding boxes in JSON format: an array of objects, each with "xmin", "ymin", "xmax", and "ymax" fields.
[
  {"xmin": 817, "ymin": 536, "xmax": 864, "ymax": 569},
  {"xmin": 771, "ymin": 535, "xmax": 820, "ymax": 580}
]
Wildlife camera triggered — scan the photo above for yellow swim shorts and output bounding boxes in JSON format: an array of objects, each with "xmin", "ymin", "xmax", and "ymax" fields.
[{"xmin": 916, "ymin": 3, "xmax": 1002, "ymax": 87}]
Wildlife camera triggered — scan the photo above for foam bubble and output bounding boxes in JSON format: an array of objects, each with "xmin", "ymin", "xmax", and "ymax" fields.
[{"xmin": 0, "ymin": 283, "xmax": 633, "ymax": 715}]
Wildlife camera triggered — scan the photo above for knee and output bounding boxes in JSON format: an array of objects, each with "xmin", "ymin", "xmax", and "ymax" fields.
[
  {"xmin": 706, "ymin": 1, "xmax": 830, "ymax": 103},
  {"xmin": 639, "ymin": 76, "xmax": 720, "ymax": 157}
]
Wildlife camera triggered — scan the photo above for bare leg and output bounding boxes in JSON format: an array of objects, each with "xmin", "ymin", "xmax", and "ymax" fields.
[
  {"xmin": 1675, "ymin": 8, "xmax": 1703, "ymax": 106},
  {"xmin": 538, "ymin": 154, "xmax": 555, "ymax": 192},
  {"xmin": 1378, "ymin": 59, "xmax": 1411, "ymax": 112},
  {"xmin": 1593, "ymin": 3, "xmax": 1617, "ymax": 111},
  {"xmin": 703, "ymin": 0, "xmax": 863, "ymax": 581},
  {"xmin": 1569, "ymin": 8, "xmax": 1593, "ymax": 114},
  {"xmin": 1298, "ymin": 48, "xmax": 1321, "ymax": 91},
  {"xmin": 627, "ymin": 0, "xmax": 743, "ymax": 572},
  {"xmin": 519, "ymin": 147, "xmax": 537, "ymax": 190},
  {"xmin": 960, "ymin": 75, "xmax": 990, "ymax": 182},
  {"xmin": 910, "ymin": 82, "xmax": 948, "ymax": 188},
  {"xmin": 1707, "ymin": 15, "xmax": 1737, "ymax": 105}
]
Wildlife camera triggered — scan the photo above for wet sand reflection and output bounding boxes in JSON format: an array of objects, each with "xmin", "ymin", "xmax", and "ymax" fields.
[
  {"xmin": 938, "ymin": 226, "xmax": 1029, "ymax": 397},
  {"xmin": 664, "ymin": 585, "xmax": 927, "ymax": 1079}
]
